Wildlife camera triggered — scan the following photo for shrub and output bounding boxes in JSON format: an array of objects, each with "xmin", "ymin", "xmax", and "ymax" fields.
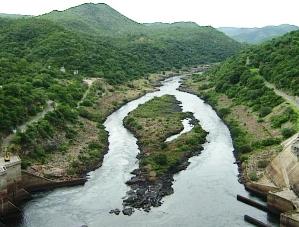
[
  {"xmin": 240, "ymin": 154, "xmax": 249, "ymax": 162},
  {"xmin": 238, "ymin": 144, "xmax": 252, "ymax": 153},
  {"xmin": 218, "ymin": 108, "xmax": 231, "ymax": 118},
  {"xmin": 88, "ymin": 141, "xmax": 101, "ymax": 150},
  {"xmin": 78, "ymin": 108, "xmax": 94, "ymax": 120},
  {"xmin": 81, "ymin": 100, "xmax": 93, "ymax": 107},
  {"xmin": 271, "ymin": 114, "xmax": 288, "ymax": 128},
  {"xmin": 21, "ymin": 159, "xmax": 32, "ymax": 169},
  {"xmin": 259, "ymin": 107, "xmax": 272, "ymax": 117},
  {"xmin": 257, "ymin": 160, "xmax": 269, "ymax": 168},
  {"xmin": 253, "ymin": 138, "xmax": 281, "ymax": 148},
  {"xmin": 65, "ymin": 127, "xmax": 77, "ymax": 139},
  {"xmin": 59, "ymin": 143, "xmax": 68, "ymax": 153},
  {"xmin": 160, "ymin": 143, "xmax": 167, "ymax": 150},
  {"xmin": 153, "ymin": 154, "xmax": 168, "ymax": 165},
  {"xmin": 249, "ymin": 171, "xmax": 259, "ymax": 181},
  {"xmin": 281, "ymin": 127, "xmax": 296, "ymax": 138}
]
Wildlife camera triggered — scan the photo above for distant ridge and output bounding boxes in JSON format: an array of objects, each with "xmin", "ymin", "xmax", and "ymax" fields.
[
  {"xmin": 218, "ymin": 24, "xmax": 299, "ymax": 44},
  {"xmin": 0, "ymin": 13, "xmax": 31, "ymax": 18}
]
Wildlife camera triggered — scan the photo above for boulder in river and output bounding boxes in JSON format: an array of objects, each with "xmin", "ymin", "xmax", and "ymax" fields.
[
  {"xmin": 109, "ymin": 208, "xmax": 120, "ymax": 215},
  {"xmin": 122, "ymin": 207, "xmax": 134, "ymax": 216}
]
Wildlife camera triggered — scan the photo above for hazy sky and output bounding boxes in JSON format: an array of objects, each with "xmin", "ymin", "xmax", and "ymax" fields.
[{"xmin": 0, "ymin": 0, "xmax": 298, "ymax": 27}]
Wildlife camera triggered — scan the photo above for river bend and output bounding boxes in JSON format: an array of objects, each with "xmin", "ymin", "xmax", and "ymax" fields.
[{"xmin": 19, "ymin": 76, "xmax": 276, "ymax": 227}]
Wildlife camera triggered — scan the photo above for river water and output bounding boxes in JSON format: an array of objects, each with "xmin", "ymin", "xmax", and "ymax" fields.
[{"xmin": 18, "ymin": 76, "xmax": 277, "ymax": 227}]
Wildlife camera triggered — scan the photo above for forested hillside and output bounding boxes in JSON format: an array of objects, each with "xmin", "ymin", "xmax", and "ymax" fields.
[
  {"xmin": 182, "ymin": 29, "xmax": 299, "ymax": 184},
  {"xmin": 0, "ymin": 3, "xmax": 241, "ymax": 137},
  {"xmin": 200, "ymin": 30, "xmax": 299, "ymax": 160},
  {"xmin": 40, "ymin": 3, "xmax": 143, "ymax": 36},
  {"xmin": 40, "ymin": 3, "xmax": 241, "ymax": 66},
  {"xmin": 249, "ymin": 30, "xmax": 299, "ymax": 95},
  {"xmin": 210, "ymin": 29, "xmax": 299, "ymax": 99}
]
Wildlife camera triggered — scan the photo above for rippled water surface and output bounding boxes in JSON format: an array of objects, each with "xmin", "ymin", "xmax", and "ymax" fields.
[{"xmin": 19, "ymin": 76, "xmax": 277, "ymax": 227}]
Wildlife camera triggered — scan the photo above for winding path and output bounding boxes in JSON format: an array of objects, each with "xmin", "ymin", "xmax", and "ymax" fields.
[
  {"xmin": 1, "ymin": 78, "xmax": 98, "ymax": 152},
  {"xmin": 77, "ymin": 78, "xmax": 98, "ymax": 108},
  {"xmin": 264, "ymin": 80, "xmax": 299, "ymax": 109},
  {"xmin": 1, "ymin": 100, "xmax": 55, "ymax": 150}
]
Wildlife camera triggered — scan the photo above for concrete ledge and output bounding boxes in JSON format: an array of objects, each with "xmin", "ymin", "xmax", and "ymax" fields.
[
  {"xmin": 7, "ymin": 189, "xmax": 31, "ymax": 204},
  {"xmin": 22, "ymin": 170, "xmax": 86, "ymax": 193},
  {"xmin": 0, "ymin": 199, "xmax": 21, "ymax": 220},
  {"xmin": 268, "ymin": 190, "xmax": 297, "ymax": 215},
  {"xmin": 245, "ymin": 182, "xmax": 278, "ymax": 199},
  {"xmin": 281, "ymin": 210, "xmax": 299, "ymax": 227}
]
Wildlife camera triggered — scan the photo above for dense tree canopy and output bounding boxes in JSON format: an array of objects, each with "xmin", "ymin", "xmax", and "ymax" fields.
[
  {"xmin": 0, "ymin": 3, "xmax": 241, "ymax": 137},
  {"xmin": 248, "ymin": 31, "xmax": 299, "ymax": 95}
]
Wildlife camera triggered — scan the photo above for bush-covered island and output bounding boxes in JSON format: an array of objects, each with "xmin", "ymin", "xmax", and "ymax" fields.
[{"xmin": 122, "ymin": 95, "xmax": 207, "ymax": 211}]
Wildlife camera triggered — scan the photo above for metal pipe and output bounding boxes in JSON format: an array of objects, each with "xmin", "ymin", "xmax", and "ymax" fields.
[{"xmin": 244, "ymin": 215, "xmax": 271, "ymax": 227}]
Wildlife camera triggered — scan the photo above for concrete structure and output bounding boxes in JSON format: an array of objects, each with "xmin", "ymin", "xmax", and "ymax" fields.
[
  {"xmin": 190, "ymin": 65, "xmax": 211, "ymax": 73},
  {"xmin": 246, "ymin": 56, "xmax": 251, "ymax": 66},
  {"xmin": 264, "ymin": 133, "xmax": 299, "ymax": 189},
  {"xmin": 0, "ymin": 156, "xmax": 21, "ymax": 194},
  {"xmin": 281, "ymin": 211, "xmax": 299, "ymax": 227},
  {"xmin": 247, "ymin": 133, "xmax": 299, "ymax": 226},
  {"xmin": 0, "ymin": 155, "xmax": 86, "ymax": 221},
  {"xmin": 73, "ymin": 70, "xmax": 79, "ymax": 75},
  {"xmin": 60, "ymin": 66, "xmax": 66, "ymax": 73},
  {"xmin": 0, "ymin": 166, "xmax": 7, "ymax": 198},
  {"xmin": 0, "ymin": 155, "xmax": 27, "ymax": 220},
  {"xmin": 267, "ymin": 190, "xmax": 299, "ymax": 215}
]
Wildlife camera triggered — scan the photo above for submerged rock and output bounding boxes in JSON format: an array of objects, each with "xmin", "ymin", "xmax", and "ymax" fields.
[
  {"xmin": 123, "ymin": 175, "xmax": 173, "ymax": 211},
  {"xmin": 109, "ymin": 208, "xmax": 120, "ymax": 215},
  {"xmin": 122, "ymin": 207, "xmax": 134, "ymax": 216},
  {"xmin": 126, "ymin": 176, "xmax": 146, "ymax": 185}
]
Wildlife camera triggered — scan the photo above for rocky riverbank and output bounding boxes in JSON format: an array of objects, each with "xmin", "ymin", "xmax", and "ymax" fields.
[{"xmin": 179, "ymin": 73, "xmax": 299, "ymax": 188}]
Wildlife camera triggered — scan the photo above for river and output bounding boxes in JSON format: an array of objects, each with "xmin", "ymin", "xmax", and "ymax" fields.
[{"xmin": 17, "ymin": 76, "xmax": 278, "ymax": 227}]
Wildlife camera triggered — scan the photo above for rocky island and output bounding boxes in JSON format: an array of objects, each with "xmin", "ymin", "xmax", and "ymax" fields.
[{"xmin": 122, "ymin": 95, "xmax": 207, "ymax": 213}]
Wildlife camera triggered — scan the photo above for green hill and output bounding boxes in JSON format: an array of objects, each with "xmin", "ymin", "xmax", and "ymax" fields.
[
  {"xmin": 211, "ymin": 29, "xmax": 299, "ymax": 96},
  {"xmin": 35, "ymin": 3, "xmax": 242, "ymax": 78},
  {"xmin": 203, "ymin": 30, "xmax": 299, "ymax": 141},
  {"xmin": 40, "ymin": 2, "xmax": 240, "ymax": 54},
  {"xmin": 207, "ymin": 30, "xmax": 299, "ymax": 106},
  {"xmin": 39, "ymin": 3, "xmax": 241, "ymax": 69},
  {"xmin": 218, "ymin": 24, "xmax": 298, "ymax": 44},
  {"xmin": 249, "ymin": 30, "xmax": 299, "ymax": 95},
  {"xmin": 0, "ymin": 3, "xmax": 241, "ymax": 136},
  {"xmin": 184, "ymin": 28, "xmax": 299, "ymax": 184},
  {"xmin": 124, "ymin": 22, "xmax": 241, "ymax": 68},
  {"xmin": 40, "ymin": 3, "xmax": 143, "ymax": 36}
]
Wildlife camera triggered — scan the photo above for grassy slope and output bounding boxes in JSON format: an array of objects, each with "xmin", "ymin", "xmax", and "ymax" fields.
[{"xmin": 124, "ymin": 95, "xmax": 207, "ymax": 177}]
